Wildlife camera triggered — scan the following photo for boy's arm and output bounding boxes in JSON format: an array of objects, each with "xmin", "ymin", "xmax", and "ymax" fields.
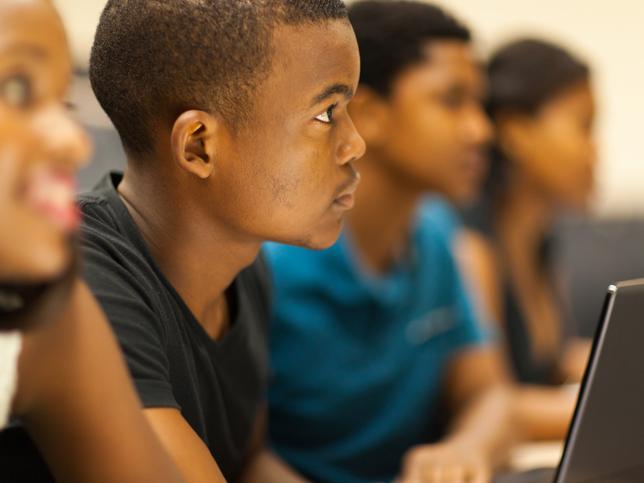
[
  {"xmin": 145, "ymin": 408, "xmax": 227, "ymax": 482},
  {"xmin": 238, "ymin": 405, "xmax": 309, "ymax": 483},
  {"xmin": 456, "ymin": 228, "xmax": 577, "ymax": 441},
  {"xmin": 454, "ymin": 229, "xmax": 504, "ymax": 331},
  {"xmin": 443, "ymin": 347, "xmax": 516, "ymax": 464},
  {"xmin": 399, "ymin": 347, "xmax": 516, "ymax": 483},
  {"xmin": 241, "ymin": 451, "xmax": 309, "ymax": 483},
  {"xmin": 144, "ymin": 401, "xmax": 307, "ymax": 483}
]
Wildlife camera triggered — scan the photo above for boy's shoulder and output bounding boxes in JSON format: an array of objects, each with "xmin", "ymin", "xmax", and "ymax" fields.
[
  {"xmin": 417, "ymin": 196, "xmax": 463, "ymax": 244},
  {"xmin": 77, "ymin": 172, "xmax": 131, "ymax": 246},
  {"xmin": 412, "ymin": 197, "xmax": 465, "ymax": 284}
]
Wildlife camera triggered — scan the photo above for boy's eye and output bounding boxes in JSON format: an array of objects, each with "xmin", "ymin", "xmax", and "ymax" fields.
[
  {"xmin": 1, "ymin": 75, "xmax": 33, "ymax": 109},
  {"xmin": 315, "ymin": 104, "xmax": 337, "ymax": 124}
]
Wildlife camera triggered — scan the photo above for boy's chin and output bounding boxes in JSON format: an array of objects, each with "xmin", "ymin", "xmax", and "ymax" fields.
[
  {"xmin": 441, "ymin": 183, "xmax": 480, "ymax": 208},
  {"xmin": 278, "ymin": 220, "xmax": 345, "ymax": 251}
]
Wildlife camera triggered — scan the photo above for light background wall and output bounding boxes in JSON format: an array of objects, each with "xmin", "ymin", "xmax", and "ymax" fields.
[
  {"xmin": 54, "ymin": 0, "xmax": 644, "ymax": 216},
  {"xmin": 436, "ymin": 1, "xmax": 644, "ymax": 217}
]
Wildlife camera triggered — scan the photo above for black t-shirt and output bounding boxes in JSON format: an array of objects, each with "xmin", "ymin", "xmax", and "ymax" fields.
[
  {"xmin": 79, "ymin": 172, "xmax": 270, "ymax": 479},
  {"xmin": 0, "ymin": 172, "xmax": 269, "ymax": 481}
]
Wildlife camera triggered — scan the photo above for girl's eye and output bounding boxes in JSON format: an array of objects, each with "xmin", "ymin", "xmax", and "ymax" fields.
[
  {"xmin": 315, "ymin": 104, "xmax": 337, "ymax": 124},
  {"xmin": 64, "ymin": 100, "xmax": 78, "ymax": 112},
  {"xmin": 1, "ymin": 75, "xmax": 33, "ymax": 109},
  {"xmin": 440, "ymin": 93, "xmax": 465, "ymax": 110}
]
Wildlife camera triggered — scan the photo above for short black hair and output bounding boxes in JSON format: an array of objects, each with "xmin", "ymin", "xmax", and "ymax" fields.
[
  {"xmin": 348, "ymin": 0, "xmax": 471, "ymax": 96},
  {"xmin": 90, "ymin": 0, "xmax": 348, "ymax": 156},
  {"xmin": 487, "ymin": 38, "xmax": 590, "ymax": 118}
]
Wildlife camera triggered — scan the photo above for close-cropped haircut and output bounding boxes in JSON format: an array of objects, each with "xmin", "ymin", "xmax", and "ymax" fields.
[
  {"xmin": 90, "ymin": 0, "xmax": 348, "ymax": 156},
  {"xmin": 348, "ymin": 0, "xmax": 471, "ymax": 97}
]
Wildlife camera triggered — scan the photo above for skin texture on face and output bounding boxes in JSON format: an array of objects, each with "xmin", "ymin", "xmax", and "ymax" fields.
[
  {"xmin": 356, "ymin": 40, "xmax": 492, "ymax": 204},
  {"xmin": 0, "ymin": 0, "xmax": 90, "ymax": 282},
  {"xmin": 178, "ymin": 20, "xmax": 365, "ymax": 251},
  {"xmin": 499, "ymin": 80, "xmax": 596, "ymax": 211}
]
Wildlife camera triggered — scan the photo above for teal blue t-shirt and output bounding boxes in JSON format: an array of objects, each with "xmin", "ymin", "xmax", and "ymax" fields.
[{"xmin": 264, "ymin": 200, "xmax": 486, "ymax": 483}]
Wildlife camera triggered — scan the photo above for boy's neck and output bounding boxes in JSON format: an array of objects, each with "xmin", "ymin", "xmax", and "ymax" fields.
[
  {"xmin": 117, "ymin": 165, "xmax": 261, "ymax": 337},
  {"xmin": 347, "ymin": 153, "xmax": 422, "ymax": 274}
]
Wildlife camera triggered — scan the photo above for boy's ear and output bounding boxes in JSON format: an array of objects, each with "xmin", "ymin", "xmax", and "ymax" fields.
[
  {"xmin": 170, "ymin": 110, "xmax": 219, "ymax": 179},
  {"xmin": 348, "ymin": 85, "xmax": 389, "ymax": 148}
]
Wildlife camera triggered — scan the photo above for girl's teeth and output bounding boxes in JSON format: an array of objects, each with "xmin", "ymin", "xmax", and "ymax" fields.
[{"xmin": 25, "ymin": 170, "xmax": 78, "ymax": 231}]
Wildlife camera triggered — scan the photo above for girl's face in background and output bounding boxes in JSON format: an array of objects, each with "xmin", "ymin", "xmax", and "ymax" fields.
[
  {"xmin": 500, "ymin": 80, "xmax": 597, "ymax": 210},
  {"xmin": 0, "ymin": 0, "xmax": 90, "ymax": 283}
]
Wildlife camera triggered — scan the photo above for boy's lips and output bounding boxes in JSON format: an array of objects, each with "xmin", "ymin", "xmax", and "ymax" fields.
[
  {"xmin": 333, "ymin": 192, "xmax": 356, "ymax": 210},
  {"xmin": 461, "ymin": 150, "xmax": 488, "ymax": 179},
  {"xmin": 333, "ymin": 173, "xmax": 361, "ymax": 210},
  {"xmin": 24, "ymin": 168, "xmax": 80, "ymax": 233}
]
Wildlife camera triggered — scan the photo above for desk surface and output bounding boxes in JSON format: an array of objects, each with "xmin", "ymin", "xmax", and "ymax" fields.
[{"xmin": 509, "ymin": 442, "xmax": 564, "ymax": 471}]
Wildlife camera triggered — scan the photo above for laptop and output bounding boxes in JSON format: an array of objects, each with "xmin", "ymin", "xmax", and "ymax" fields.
[{"xmin": 495, "ymin": 279, "xmax": 644, "ymax": 483}]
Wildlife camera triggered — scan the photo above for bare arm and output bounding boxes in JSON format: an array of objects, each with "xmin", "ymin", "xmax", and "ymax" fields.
[
  {"xmin": 239, "ymin": 405, "xmax": 309, "ymax": 483},
  {"xmin": 559, "ymin": 338, "xmax": 591, "ymax": 383},
  {"xmin": 143, "ymin": 393, "xmax": 307, "ymax": 483},
  {"xmin": 14, "ymin": 280, "xmax": 184, "ymax": 483},
  {"xmin": 241, "ymin": 451, "xmax": 309, "ymax": 483},
  {"xmin": 454, "ymin": 229, "xmax": 504, "ymax": 329},
  {"xmin": 443, "ymin": 348, "xmax": 517, "ymax": 466},
  {"xmin": 144, "ymin": 408, "xmax": 227, "ymax": 483},
  {"xmin": 402, "ymin": 348, "xmax": 516, "ymax": 483},
  {"xmin": 513, "ymin": 385, "xmax": 577, "ymax": 441},
  {"xmin": 456, "ymin": 229, "xmax": 577, "ymax": 440},
  {"xmin": 400, "ymin": 347, "xmax": 515, "ymax": 483}
]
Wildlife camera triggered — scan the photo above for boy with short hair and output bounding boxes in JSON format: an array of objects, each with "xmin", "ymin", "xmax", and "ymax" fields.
[
  {"xmin": 266, "ymin": 2, "xmax": 515, "ymax": 482},
  {"xmin": 78, "ymin": 1, "xmax": 365, "ymax": 482}
]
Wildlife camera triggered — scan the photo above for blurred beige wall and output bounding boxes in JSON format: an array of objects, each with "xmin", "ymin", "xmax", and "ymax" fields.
[
  {"xmin": 438, "ymin": 1, "xmax": 644, "ymax": 217},
  {"xmin": 54, "ymin": 0, "xmax": 644, "ymax": 216},
  {"xmin": 53, "ymin": 0, "xmax": 104, "ymax": 70}
]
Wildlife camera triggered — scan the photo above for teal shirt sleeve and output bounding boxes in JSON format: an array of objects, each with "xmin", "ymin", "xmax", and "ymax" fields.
[{"xmin": 420, "ymin": 197, "xmax": 495, "ymax": 346}]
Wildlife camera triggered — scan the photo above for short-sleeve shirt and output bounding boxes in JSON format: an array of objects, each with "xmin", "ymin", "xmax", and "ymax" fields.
[
  {"xmin": 265, "ymin": 201, "xmax": 487, "ymax": 483},
  {"xmin": 79, "ymin": 173, "xmax": 270, "ymax": 480}
]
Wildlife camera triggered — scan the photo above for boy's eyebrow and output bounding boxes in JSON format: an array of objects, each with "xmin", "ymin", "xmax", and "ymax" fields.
[{"xmin": 310, "ymin": 83, "xmax": 354, "ymax": 107}]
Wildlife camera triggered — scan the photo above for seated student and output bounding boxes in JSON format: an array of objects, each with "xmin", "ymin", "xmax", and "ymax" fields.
[
  {"xmin": 4, "ymin": 1, "xmax": 362, "ymax": 482},
  {"xmin": 459, "ymin": 39, "xmax": 596, "ymax": 436},
  {"xmin": 0, "ymin": 1, "xmax": 183, "ymax": 482},
  {"xmin": 266, "ymin": 2, "xmax": 517, "ymax": 482}
]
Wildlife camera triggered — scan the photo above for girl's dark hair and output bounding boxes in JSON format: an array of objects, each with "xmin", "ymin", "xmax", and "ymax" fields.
[
  {"xmin": 484, "ymin": 38, "xmax": 591, "ymax": 201},
  {"xmin": 487, "ymin": 38, "xmax": 590, "ymax": 119},
  {"xmin": 464, "ymin": 38, "xmax": 591, "ymax": 234}
]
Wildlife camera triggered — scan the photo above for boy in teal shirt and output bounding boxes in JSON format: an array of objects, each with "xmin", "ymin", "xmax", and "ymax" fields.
[{"xmin": 266, "ymin": 2, "xmax": 515, "ymax": 483}]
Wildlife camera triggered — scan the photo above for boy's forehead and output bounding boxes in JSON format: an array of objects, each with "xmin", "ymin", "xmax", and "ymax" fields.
[
  {"xmin": 419, "ymin": 40, "xmax": 477, "ymax": 72},
  {"xmin": 264, "ymin": 20, "xmax": 359, "ymax": 106},
  {"xmin": 391, "ymin": 40, "xmax": 483, "ymax": 93}
]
